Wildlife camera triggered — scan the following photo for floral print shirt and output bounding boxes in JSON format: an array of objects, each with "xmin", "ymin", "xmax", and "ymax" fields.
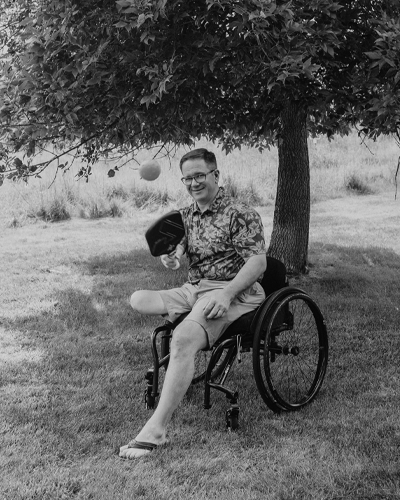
[{"xmin": 180, "ymin": 188, "xmax": 266, "ymax": 283}]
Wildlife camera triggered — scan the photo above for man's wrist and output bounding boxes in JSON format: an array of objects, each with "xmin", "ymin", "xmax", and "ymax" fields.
[{"xmin": 223, "ymin": 285, "xmax": 238, "ymax": 302}]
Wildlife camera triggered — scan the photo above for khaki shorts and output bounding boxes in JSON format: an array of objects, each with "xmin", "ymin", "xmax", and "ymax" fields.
[{"xmin": 158, "ymin": 279, "xmax": 265, "ymax": 348}]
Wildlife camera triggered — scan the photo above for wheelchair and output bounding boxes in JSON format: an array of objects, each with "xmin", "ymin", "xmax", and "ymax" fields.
[{"xmin": 143, "ymin": 256, "xmax": 329, "ymax": 430}]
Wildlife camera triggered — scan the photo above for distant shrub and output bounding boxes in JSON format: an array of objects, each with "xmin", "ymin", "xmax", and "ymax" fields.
[
  {"xmin": 62, "ymin": 182, "xmax": 79, "ymax": 204},
  {"xmin": 32, "ymin": 197, "xmax": 71, "ymax": 222},
  {"xmin": 224, "ymin": 176, "xmax": 264, "ymax": 206},
  {"xmin": 77, "ymin": 195, "xmax": 127, "ymax": 218},
  {"xmin": 7, "ymin": 215, "xmax": 23, "ymax": 228},
  {"xmin": 86, "ymin": 200, "xmax": 108, "ymax": 219},
  {"xmin": 109, "ymin": 199, "xmax": 124, "ymax": 217},
  {"xmin": 310, "ymin": 154, "xmax": 339, "ymax": 170},
  {"xmin": 346, "ymin": 174, "xmax": 373, "ymax": 195},
  {"xmin": 131, "ymin": 185, "xmax": 170, "ymax": 209},
  {"xmin": 106, "ymin": 185, "xmax": 129, "ymax": 201},
  {"xmin": 224, "ymin": 175, "xmax": 240, "ymax": 199}
]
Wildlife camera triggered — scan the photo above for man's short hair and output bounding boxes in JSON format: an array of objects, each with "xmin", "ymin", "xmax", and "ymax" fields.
[{"xmin": 179, "ymin": 148, "xmax": 217, "ymax": 171}]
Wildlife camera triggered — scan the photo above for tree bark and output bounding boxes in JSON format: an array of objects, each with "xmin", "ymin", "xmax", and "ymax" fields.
[{"xmin": 268, "ymin": 101, "xmax": 310, "ymax": 275}]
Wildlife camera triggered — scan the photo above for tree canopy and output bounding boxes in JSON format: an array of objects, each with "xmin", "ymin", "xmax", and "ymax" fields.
[
  {"xmin": 1, "ymin": 0, "xmax": 399, "ymax": 181},
  {"xmin": 1, "ymin": 0, "xmax": 399, "ymax": 272}
]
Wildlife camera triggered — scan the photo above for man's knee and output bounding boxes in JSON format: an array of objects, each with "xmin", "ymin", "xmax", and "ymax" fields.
[{"xmin": 170, "ymin": 321, "xmax": 208, "ymax": 357}]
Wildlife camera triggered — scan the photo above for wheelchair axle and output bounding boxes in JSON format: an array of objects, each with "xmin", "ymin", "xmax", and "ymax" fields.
[{"xmin": 270, "ymin": 343, "xmax": 300, "ymax": 356}]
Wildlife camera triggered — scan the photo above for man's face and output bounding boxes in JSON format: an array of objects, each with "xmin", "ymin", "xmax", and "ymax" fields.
[{"xmin": 181, "ymin": 158, "xmax": 219, "ymax": 207}]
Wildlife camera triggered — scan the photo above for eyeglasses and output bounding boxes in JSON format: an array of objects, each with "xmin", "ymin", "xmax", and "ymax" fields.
[{"xmin": 181, "ymin": 169, "xmax": 217, "ymax": 186}]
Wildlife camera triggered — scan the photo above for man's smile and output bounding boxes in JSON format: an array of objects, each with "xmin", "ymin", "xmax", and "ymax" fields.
[{"xmin": 190, "ymin": 186, "xmax": 205, "ymax": 193}]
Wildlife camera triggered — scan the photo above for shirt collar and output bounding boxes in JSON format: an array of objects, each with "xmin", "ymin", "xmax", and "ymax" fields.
[{"xmin": 192, "ymin": 187, "xmax": 225, "ymax": 215}]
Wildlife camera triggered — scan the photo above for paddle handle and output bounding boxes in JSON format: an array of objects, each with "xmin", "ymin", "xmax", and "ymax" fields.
[
  {"xmin": 161, "ymin": 255, "xmax": 180, "ymax": 270},
  {"xmin": 160, "ymin": 245, "xmax": 184, "ymax": 270}
]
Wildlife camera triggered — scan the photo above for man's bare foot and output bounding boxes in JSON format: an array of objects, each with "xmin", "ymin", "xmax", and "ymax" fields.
[{"xmin": 119, "ymin": 429, "xmax": 167, "ymax": 459}]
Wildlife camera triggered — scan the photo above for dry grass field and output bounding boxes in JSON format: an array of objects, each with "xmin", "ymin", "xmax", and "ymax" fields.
[
  {"xmin": 0, "ymin": 131, "xmax": 397, "ymax": 228},
  {"xmin": 1, "ymin": 133, "xmax": 399, "ymax": 499}
]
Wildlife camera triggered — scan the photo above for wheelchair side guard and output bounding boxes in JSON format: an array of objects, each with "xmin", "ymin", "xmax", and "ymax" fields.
[{"xmin": 249, "ymin": 286, "xmax": 307, "ymax": 335}]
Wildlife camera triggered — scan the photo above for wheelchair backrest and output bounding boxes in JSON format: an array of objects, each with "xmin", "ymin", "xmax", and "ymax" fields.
[{"xmin": 260, "ymin": 256, "xmax": 287, "ymax": 298}]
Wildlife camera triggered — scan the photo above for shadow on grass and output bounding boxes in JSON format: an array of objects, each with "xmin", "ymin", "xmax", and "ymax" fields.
[
  {"xmin": 294, "ymin": 243, "xmax": 400, "ymax": 435},
  {"xmin": 1, "ymin": 249, "xmax": 188, "ymax": 457},
  {"xmin": 2, "ymin": 244, "xmax": 400, "ymax": 498}
]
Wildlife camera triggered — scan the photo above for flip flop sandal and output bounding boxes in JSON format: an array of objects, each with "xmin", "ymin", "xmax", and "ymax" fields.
[
  {"xmin": 119, "ymin": 440, "xmax": 159, "ymax": 459},
  {"xmin": 126, "ymin": 440, "xmax": 158, "ymax": 452}
]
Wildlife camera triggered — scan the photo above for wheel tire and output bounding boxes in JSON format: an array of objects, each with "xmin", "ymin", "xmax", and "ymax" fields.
[{"xmin": 253, "ymin": 290, "xmax": 328, "ymax": 412}]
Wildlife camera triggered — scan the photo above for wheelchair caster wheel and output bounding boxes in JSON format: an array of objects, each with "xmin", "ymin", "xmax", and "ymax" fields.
[{"xmin": 226, "ymin": 405, "xmax": 239, "ymax": 431}]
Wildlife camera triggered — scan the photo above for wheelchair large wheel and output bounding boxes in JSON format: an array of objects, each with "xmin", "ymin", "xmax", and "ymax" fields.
[{"xmin": 253, "ymin": 290, "xmax": 328, "ymax": 412}]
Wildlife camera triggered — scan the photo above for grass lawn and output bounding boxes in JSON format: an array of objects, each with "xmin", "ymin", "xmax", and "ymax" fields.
[{"xmin": 1, "ymin": 191, "xmax": 400, "ymax": 499}]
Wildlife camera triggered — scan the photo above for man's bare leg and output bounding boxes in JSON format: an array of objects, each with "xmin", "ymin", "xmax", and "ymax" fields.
[
  {"xmin": 119, "ymin": 319, "xmax": 208, "ymax": 459},
  {"xmin": 130, "ymin": 290, "xmax": 167, "ymax": 316}
]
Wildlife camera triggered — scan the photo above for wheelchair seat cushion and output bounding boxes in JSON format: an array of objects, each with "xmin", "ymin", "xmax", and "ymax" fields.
[{"xmin": 218, "ymin": 309, "xmax": 256, "ymax": 339}]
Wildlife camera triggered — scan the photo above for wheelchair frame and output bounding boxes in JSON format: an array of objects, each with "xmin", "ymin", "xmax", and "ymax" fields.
[{"xmin": 143, "ymin": 258, "xmax": 329, "ymax": 430}]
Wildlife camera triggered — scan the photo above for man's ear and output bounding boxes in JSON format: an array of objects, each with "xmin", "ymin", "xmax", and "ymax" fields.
[{"xmin": 214, "ymin": 169, "xmax": 220, "ymax": 182}]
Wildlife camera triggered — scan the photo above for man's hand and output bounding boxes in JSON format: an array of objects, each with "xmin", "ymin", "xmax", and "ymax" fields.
[
  {"xmin": 203, "ymin": 289, "xmax": 234, "ymax": 320},
  {"xmin": 202, "ymin": 254, "xmax": 266, "ymax": 320},
  {"xmin": 160, "ymin": 252, "xmax": 180, "ymax": 270},
  {"xmin": 160, "ymin": 245, "xmax": 184, "ymax": 270}
]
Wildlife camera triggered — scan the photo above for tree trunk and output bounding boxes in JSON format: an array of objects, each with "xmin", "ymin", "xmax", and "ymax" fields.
[{"xmin": 268, "ymin": 101, "xmax": 310, "ymax": 275}]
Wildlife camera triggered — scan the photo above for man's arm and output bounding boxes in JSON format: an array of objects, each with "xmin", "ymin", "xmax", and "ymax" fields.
[{"xmin": 203, "ymin": 254, "xmax": 266, "ymax": 320}]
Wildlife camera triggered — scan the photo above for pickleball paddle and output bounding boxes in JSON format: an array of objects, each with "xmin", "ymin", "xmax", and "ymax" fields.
[{"xmin": 145, "ymin": 210, "xmax": 185, "ymax": 257}]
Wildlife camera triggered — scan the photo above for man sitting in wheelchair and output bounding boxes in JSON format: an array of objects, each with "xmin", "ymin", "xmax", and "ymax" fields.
[{"xmin": 120, "ymin": 148, "xmax": 267, "ymax": 459}]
